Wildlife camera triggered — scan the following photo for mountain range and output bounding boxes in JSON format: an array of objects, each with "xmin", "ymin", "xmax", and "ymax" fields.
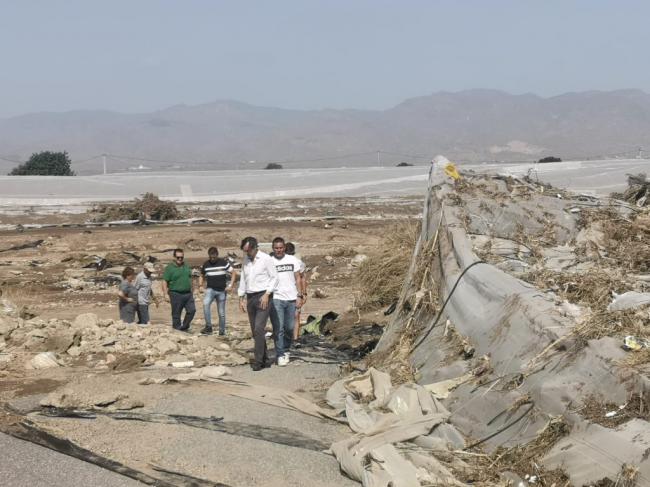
[{"xmin": 1, "ymin": 89, "xmax": 650, "ymax": 175}]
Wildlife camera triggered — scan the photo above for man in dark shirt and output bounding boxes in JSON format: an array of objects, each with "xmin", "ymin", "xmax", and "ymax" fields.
[
  {"xmin": 199, "ymin": 246, "xmax": 235, "ymax": 335},
  {"xmin": 161, "ymin": 248, "xmax": 195, "ymax": 331}
]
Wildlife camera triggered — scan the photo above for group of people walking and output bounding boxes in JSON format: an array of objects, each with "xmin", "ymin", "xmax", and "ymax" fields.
[{"xmin": 117, "ymin": 236, "xmax": 307, "ymax": 371}]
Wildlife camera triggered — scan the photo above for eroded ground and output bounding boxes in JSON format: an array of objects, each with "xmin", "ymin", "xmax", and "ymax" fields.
[{"xmin": 0, "ymin": 196, "xmax": 421, "ymax": 487}]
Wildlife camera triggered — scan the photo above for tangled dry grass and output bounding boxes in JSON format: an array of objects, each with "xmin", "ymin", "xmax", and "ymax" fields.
[{"xmin": 354, "ymin": 221, "xmax": 421, "ymax": 311}]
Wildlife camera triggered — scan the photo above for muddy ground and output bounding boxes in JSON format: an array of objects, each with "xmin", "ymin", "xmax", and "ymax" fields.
[{"xmin": 0, "ymin": 196, "xmax": 421, "ymax": 487}]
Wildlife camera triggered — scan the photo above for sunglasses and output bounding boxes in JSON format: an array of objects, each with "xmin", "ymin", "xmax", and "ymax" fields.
[{"xmin": 175, "ymin": 256, "xmax": 184, "ymax": 260}]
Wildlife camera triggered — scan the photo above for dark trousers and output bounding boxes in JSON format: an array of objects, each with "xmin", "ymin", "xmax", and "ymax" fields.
[
  {"xmin": 246, "ymin": 291, "xmax": 271, "ymax": 366},
  {"xmin": 169, "ymin": 291, "xmax": 195, "ymax": 330},
  {"xmin": 137, "ymin": 304, "xmax": 150, "ymax": 324}
]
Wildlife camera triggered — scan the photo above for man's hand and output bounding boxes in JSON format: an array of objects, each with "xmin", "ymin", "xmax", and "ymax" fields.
[
  {"xmin": 239, "ymin": 297, "xmax": 246, "ymax": 313},
  {"xmin": 164, "ymin": 294, "xmax": 170, "ymax": 303},
  {"xmin": 260, "ymin": 293, "xmax": 270, "ymax": 310}
]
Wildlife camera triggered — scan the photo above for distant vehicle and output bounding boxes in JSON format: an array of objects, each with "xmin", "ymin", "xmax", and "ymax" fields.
[
  {"xmin": 396, "ymin": 162, "xmax": 413, "ymax": 167},
  {"xmin": 264, "ymin": 163, "xmax": 283, "ymax": 170},
  {"xmin": 538, "ymin": 156, "xmax": 562, "ymax": 163}
]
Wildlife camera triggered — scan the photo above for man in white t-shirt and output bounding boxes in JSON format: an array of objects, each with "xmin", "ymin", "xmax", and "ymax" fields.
[{"xmin": 269, "ymin": 237, "xmax": 303, "ymax": 366}]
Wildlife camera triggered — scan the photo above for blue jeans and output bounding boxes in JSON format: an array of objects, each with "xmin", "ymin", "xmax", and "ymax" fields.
[
  {"xmin": 270, "ymin": 299, "xmax": 296, "ymax": 358},
  {"xmin": 137, "ymin": 304, "xmax": 150, "ymax": 325},
  {"xmin": 203, "ymin": 288, "xmax": 227, "ymax": 333}
]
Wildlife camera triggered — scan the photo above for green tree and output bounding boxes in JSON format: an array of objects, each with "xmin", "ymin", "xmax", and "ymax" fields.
[{"xmin": 9, "ymin": 151, "xmax": 75, "ymax": 176}]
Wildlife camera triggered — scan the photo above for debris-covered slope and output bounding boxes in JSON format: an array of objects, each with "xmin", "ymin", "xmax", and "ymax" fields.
[{"xmin": 375, "ymin": 172, "xmax": 650, "ymax": 485}]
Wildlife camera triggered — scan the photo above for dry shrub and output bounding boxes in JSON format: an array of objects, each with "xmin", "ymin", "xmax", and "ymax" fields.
[
  {"xmin": 354, "ymin": 221, "xmax": 420, "ymax": 311},
  {"xmin": 526, "ymin": 269, "xmax": 625, "ymax": 311},
  {"xmin": 92, "ymin": 192, "xmax": 180, "ymax": 222},
  {"xmin": 487, "ymin": 417, "xmax": 571, "ymax": 485},
  {"xmin": 581, "ymin": 392, "xmax": 650, "ymax": 428}
]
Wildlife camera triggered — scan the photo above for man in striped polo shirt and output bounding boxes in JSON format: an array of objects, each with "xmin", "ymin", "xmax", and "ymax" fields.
[{"xmin": 199, "ymin": 246, "xmax": 234, "ymax": 336}]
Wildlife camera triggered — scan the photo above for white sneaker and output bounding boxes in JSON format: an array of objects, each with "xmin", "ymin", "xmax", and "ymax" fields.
[{"xmin": 278, "ymin": 355, "xmax": 289, "ymax": 366}]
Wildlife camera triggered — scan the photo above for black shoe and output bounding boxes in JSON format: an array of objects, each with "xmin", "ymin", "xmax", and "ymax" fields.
[
  {"xmin": 251, "ymin": 363, "xmax": 263, "ymax": 371},
  {"xmin": 263, "ymin": 359, "xmax": 273, "ymax": 368},
  {"xmin": 179, "ymin": 326, "xmax": 190, "ymax": 332},
  {"xmin": 200, "ymin": 327, "xmax": 213, "ymax": 335}
]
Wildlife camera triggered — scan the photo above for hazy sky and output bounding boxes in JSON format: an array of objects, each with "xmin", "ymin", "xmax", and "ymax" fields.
[{"xmin": 2, "ymin": 0, "xmax": 649, "ymax": 117}]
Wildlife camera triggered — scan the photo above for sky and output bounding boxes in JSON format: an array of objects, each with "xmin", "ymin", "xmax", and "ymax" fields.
[{"xmin": 1, "ymin": 0, "xmax": 650, "ymax": 118}]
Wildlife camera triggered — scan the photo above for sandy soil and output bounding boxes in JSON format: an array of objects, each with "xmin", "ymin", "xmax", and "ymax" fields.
[{"xmin": 0, "ymin": 196, "xmax": 421, "ymax": 487}]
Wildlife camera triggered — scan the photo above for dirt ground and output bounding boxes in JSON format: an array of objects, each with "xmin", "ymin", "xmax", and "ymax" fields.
[{"xmin": 0, "ymin": 196, "xmax": 422, "ymax": 487}]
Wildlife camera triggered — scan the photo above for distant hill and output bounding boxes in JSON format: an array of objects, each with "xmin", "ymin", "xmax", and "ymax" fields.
[{"xmin": 2, "ymin": 89, "xmax": 650, "ymax": 175}]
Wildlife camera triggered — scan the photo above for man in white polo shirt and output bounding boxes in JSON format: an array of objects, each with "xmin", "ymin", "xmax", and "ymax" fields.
[
  {"xmin": 269, "ymin": 237, "xmax": 303, "ymax": 366},
  {"xmin": 238, "ymin": 236, "xmax": 279, "ymax": 371}
]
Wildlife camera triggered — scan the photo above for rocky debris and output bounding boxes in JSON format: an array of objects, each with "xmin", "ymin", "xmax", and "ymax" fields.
[
  {"xmin": 41, "ymin": 390, "xmax": 144, "ymax": 410},
  {"xmin": 613, "ymin": 173, "xmax": 650, "ymax": 207},
  {"xmin": 0, "ymin": 308, "xmax": 249, "ymax": 369},
  {"xmin": 350, "ymin": 254, "xmax": 368, "ymax": 267},
  {"xmin": 313, "ymin": 288, "xmax": 328, "ymax": 299},
  {"xmin": 29, "ymin": 351, "xmax": 60, "ymax": 369}
]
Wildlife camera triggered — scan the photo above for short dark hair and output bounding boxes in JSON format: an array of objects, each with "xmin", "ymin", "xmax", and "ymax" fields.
[
  {"xmin": 208, "ymin": 246, "xmax": 219, "ymax": 256},
  {"xmin": 272, "ymin": 237, "xmax": 285, "ymax": 246},
  {"xmin": 122, "ymin": 266, "xmax": 135, "ymax": 279},
  {"xmin": 173, "ymin": 248, "xmax": 184, "ymax": 257},
  {"xmin": 240, "ymin": 236, "xmax": 258, "ymax": 250},
  {"xmin": 285, "ymin": 242, "xmax": 296, "ymax": 255}
]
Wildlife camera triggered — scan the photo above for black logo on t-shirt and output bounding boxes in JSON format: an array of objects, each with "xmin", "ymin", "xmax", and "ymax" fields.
[{"xmin": 276, "ymin": 264, "xmax": 294, "ymax": 273}]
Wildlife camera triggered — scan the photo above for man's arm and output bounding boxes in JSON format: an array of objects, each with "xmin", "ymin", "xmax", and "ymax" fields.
[
  {"xmin": 228, "ymin": 269, "xmax": 239, "ymax": 291},
  {"xmin": 260, "ymin": 257, "xmax": 279, "ymax": 310},
  {"xmin": 238, "ymin": 265, "xmax": 247, "ymax": 312}
]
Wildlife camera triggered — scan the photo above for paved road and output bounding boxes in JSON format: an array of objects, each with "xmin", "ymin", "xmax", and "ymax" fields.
[{"xmin": 0, "ymin": 432, "xmax": 144, "ymax": 487}]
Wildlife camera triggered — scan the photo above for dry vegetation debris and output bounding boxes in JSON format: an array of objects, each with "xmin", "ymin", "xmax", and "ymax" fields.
[
  {"xmin": 353, "ymin": 221, "xmax": 421, "ymax": 311},
  {"xmin": 91, "ymin": 192, "xmax": 181, "ymax": 222}
]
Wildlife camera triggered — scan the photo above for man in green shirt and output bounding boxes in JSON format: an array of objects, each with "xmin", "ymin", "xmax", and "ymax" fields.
[{"xmin": 161, "ymin": 248, "xmax": 195, "ymax": 331}]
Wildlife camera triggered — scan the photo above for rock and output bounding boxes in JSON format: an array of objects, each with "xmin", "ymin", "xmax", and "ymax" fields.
[
  {"xmin": 217, "ymin": 343, "xmax": 230, "ymax": 351},
  {"xmin": 313, "ymin": 288, "xmax": 328, "ymax": 299},
  {"xmin": 351, "ymin": 254, "xmax": 368, "ymax": 267},
  {"xmin": 324, "ymin": 255, "xmax": 334, "ymax": 265},
  {"xmin": 94, "ymin": 392, "xmax": 128, "ymax": 407},
  {"xmin": 66, "ymin": 277, "xmax": 86, "ymax": 290},
  {"xmin": 0, "ymin": 317, "xmax": 17, "ymax": 337},
  {"xmin": 44, "ymin": 330, "xmax": 78, "ymax": 353},
  {"xmin": 66, "ymin": 346, "xmax": 82, "ymax": 357},
  {"xmin": 29, "ymin": 352, "xmax": 60, "ymax": 369},
  {"xmin": 73, "ymin": 313, "xmax": 100, "ymax": 330},
  {"xmin": 154, "ymin": 338, "xmax": 178, "ymax": 355},
  {"xmin": 105, "ymin": 353, "xmax": 116, "ymax": 364},
  {"xmin": 170, "ymin": 360, "xmax": 194, "ymax": 368},
  {"xmin": 18, "ymin": 306, "xmax": 38, "ymax": 320},
  {"xmin": 115, "ymin": 399, "xmax": 144, "ymax": 410},
  {"xmin": 41, "ymin": 390, "xmax": 83, "ymax": 409}
]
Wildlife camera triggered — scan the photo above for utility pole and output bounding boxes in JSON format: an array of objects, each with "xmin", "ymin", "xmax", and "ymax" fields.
[
  {"xmin": 377, "ymin": 150, "xmax": 381, "ymax": 167},
  {"xmin": 102, "ymin": 154, "xmax": 107, "ymax": 175}
]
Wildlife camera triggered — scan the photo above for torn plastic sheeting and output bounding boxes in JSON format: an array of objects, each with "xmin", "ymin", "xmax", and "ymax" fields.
[
  {"xmin": 331, "ymin": 413, "xmax": 448, "ymax": 487},
  {"xmin": 39, "ymin": 407, "xmax": 330, "ymax": 452},
  {"xmin": 0, "ymin": 239, "xmax": 44, "ymax": 253},
  {"xmin": 422, "ymin": 374, "xmax": 473, "ymax": 400},
  {"xmin": 155, "ymin": 376, "xmax": 345, "ymax": 422},
  {"xmin": 372, "ymin": 173, "xmax": 650, "ymax": 487},
  {"xmin": 343, "ymin": 368, "xmax": 392, "ymax": 408},
  {"xmin": 1, "ymin": 420, "xmax": 227, "ymax": 486},
  {"xmin": 543, "ymin": 419, "xmax": 650, "ymax": 486},
  {"xmin": 607, "ymin": 291, "xmax": 650, "ymax": 311}
]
